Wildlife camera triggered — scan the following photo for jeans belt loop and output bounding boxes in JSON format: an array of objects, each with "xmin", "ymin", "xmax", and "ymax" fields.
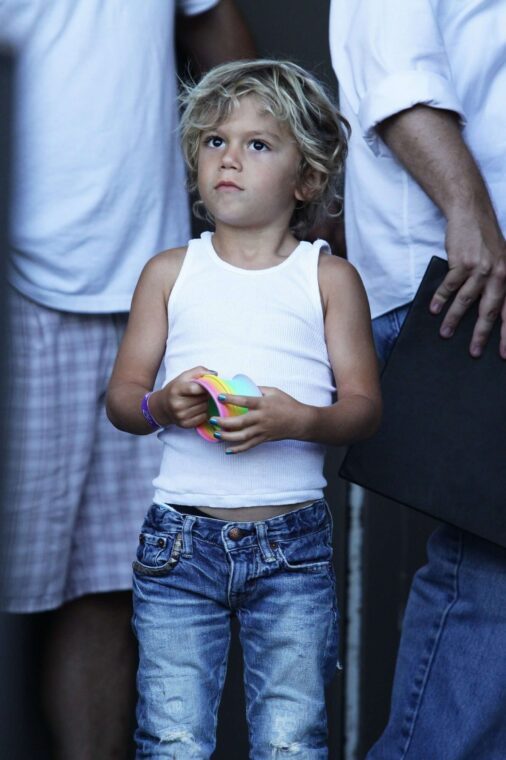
[
  {"xmin": 255, "ymin": 522, "xmax": 276, "ymax": 564},
  {"xmin": 182, "ymin": 515, "xmax": 196, "ymax": 558}
]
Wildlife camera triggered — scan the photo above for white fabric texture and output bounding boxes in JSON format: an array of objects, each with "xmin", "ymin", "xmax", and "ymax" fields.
[
  {"xmin": 153, "ymin": 232, "xmax": 336, "ymax": 508},
  {"xmin": 329, "ymin": 0, "xmax": 506, "ymax": 317},
  {"xmin": 1, "ymin": 0, "xmax": 218, "ymax": 313}
]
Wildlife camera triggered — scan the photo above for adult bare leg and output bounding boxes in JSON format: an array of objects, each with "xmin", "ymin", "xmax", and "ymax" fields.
[{"xmin": 41, "ymin": 591, "xmax": 137, "ymax": 760}]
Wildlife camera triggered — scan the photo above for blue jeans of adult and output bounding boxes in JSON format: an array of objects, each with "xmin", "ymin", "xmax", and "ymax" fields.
[
  {"xmin": 368, "ymin": 305, "xmax": 506, "ymax": 760},
  {"xmin": 132, "ymin": 499, "xmax": 339, "ymax": 759}
]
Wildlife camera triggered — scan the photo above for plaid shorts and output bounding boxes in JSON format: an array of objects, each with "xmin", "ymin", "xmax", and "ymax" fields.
[{"xmin": 0, "ymin": 288, "xmax": 160, "ymax": 613}]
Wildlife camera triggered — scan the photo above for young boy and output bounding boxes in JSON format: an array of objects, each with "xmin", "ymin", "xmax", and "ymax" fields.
[{"xmin": 107, "ymin": 59, "xmax": 381, "ymax": 759}]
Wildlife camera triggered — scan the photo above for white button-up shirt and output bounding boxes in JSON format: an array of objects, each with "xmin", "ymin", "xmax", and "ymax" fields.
[{"xmin": 329, "ymin": 0, "xmax": 506, "ymax": 318}]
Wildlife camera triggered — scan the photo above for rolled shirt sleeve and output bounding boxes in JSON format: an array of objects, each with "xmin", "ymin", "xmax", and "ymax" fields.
[
  {"xmin": 176, "ymin": 0, "xmax": 220, "ymax": 16},
  {"xmin": 331, "ymin": 0, "xmax": 466, "ymax": 156}
]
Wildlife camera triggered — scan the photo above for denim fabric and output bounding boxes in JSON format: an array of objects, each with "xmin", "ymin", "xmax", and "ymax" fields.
[
  {"xmin": 371, "ymin": 303, "xmax": 410, "ymax": 367},
  {"xmin": 132, "ymin": 500, "xmax": 339, "ymax": 759},
  {"xmin": 368, "ymin": 306, "xmax": 506, "ymax": 760}
]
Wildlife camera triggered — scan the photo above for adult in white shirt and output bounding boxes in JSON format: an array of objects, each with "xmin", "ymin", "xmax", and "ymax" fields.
[
  {"xmin": 330, "ymin": 1, "xmax": 506, "ymax": 757},
  {"xmin": 0, "ymin": 1, "xmax": 254, "ymax": 757}
]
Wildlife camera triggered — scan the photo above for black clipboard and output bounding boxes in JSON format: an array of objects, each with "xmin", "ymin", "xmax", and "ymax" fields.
[{"xmin": 340, "ymin": 256, "xmax": 506, "ymax": 548}]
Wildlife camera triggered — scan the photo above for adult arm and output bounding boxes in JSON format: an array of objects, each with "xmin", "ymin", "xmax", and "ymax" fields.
[
  {"xmin": 330, "ymin": 0, "xmax": 506, "ymax": 356},
  {"xmin": 177, "ymin": 0, "xmax": 256, "ymax": 73},
  {"xmin": 378, "ymin": 105, "xmax": 506, "ymax": 358}
]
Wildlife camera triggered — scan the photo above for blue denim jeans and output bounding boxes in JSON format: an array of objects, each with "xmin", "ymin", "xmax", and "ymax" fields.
[
  {"xmin": 132, "ymin": 500, "xmax": 339, "ymax": 759},
  {"xmin": 368, "ymin": 306, "xmax": 506, "ymax": 759}
]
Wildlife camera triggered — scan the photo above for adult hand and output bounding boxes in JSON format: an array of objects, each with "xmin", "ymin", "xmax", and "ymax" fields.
[
  {"xmin": 430, "ymin": 210, "xmax": 506, "ymax": 358},
  {"xmin": 210, "ymin": 387, "xmax": 311, "ymax": 454},
  {"xmin": 377, "ymin": 104, "xmax": 506, "ymax": 359}
]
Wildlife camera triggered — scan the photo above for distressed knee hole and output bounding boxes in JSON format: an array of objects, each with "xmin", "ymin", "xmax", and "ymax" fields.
[
  {"xmin": 271, "ymin": 740, "xmax": 304, "ymax": 755},
  {"xmin": 159, "ymin": 728, "xmax": 200, "ymax": 754}
]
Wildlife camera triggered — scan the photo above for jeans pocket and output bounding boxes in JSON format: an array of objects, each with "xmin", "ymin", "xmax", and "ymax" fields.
[
  {"xmin": 276, "ymin": 526, "xmax": 333, "ymax": 573},
  {"xmin": 132, "ymin": 530, "xmax": 183, "ymax": 577}
]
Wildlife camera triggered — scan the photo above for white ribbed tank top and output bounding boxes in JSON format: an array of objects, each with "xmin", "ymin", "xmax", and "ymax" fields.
[{"xmin": 153, "ymin": 231, "xmax": 336, "ymax": 508}]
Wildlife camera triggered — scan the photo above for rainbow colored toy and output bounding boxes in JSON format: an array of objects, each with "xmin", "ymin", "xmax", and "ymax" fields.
[{"xmin": 194, "ymin": 373, "xmax": 262, "ymax": 442}]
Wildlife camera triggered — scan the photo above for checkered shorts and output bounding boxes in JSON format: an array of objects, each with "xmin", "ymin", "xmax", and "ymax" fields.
[{"xmin": 0, "ymin": 288, "xmax": 160, "ymax": 612}]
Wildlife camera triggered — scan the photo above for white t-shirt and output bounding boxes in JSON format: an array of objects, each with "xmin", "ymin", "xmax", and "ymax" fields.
[
  {"xmin": 329, "ymin": 0, "xmax": 506, "ymax": 318},
  {"xmin": 1, "ymin": 0, "xmax": 218, "ymax": 312}
]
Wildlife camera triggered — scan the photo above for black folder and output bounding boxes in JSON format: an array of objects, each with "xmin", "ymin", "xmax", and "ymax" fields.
[{"xmin": 340, "ymin": 256, "xmax": 506, "ymax": 548}]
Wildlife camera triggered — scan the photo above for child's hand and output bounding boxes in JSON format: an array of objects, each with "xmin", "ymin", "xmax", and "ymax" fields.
[
  {"xmin": 158, "ymin": 367, "xmax": 214, "ymax": 429},
  {"xmin": 211, "ymin": 387, "xmax": 312, "ymax": 454}
]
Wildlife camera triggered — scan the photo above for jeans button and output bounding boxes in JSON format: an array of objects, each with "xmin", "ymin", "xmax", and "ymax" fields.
[{"xmin": 228, "ymin": 527, "xmax": 243, "ymax": 541}]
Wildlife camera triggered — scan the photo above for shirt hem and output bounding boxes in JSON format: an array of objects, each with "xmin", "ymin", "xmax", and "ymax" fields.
[
  {"xmin": 180, "ymin": 0, "xmax": 220, "ymax": 17},
  {"xmin": 153, "ymin": 487, "xmax": 325, "ymax": 509},
  {"xmin": 8, "ymin": 277, "xmax": 133, "ymax": 314},
  {"xmin": 0, "ymin": 578, "xmax": 133, "ymax": 614}
]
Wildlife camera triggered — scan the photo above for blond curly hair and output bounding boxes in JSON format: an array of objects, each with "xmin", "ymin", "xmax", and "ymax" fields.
[{"xmin": 179, "ymin": 59, "xmax": 350, "ymax": 237}]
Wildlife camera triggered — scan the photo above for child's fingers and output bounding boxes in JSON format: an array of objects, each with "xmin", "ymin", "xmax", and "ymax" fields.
[
  {"xmin": 223, "ymin": 434, "xmax": 265, "ymax": 455},
  {"xmin": 209, "ymin": 412, "xmax": 257, "ymax": 432},
  {"xmin": 185, "ymin": 381, "xmax": 209, "ymax": 396},
  {"xmin": 212, "ymin": 419, "xmax": 261, "ymax": 444},
  {"xmin": 185, "ymin": 365, "xmax": 218, "ymax": 379},
  {"xmin": 186, "ymin": 400, "xmax": 209, "ymax": 415},
  {"xmin": 217, "ymin": 393, "xmax": 262, "ymax": 409},
  {"xmin": 171, "ymin": 397, "xmax": 208, "ymax": 414},
  {"xmin": 179, "ymin": 367, "xmax": 218, "ymax": 395},
  {"xmin": 179, "ymin": 410, "xmax": 209, "ymax": 429}
]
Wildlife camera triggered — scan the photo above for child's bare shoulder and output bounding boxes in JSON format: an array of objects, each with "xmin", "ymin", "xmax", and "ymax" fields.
[
  {"xmin": 145, "ymin": 246, "xmax": 187, "ymax": 276},
  {"xmin": 318, "ymin": 250, "xmax": 364, "ymax": 293},
  {"xmin": 140, "ymin": 246, "xmax": 188, "ymax": 297}
]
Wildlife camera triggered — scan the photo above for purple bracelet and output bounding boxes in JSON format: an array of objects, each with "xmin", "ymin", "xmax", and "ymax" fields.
[{"xmin": 141, "ymin": 392, "xmax": 162, "ymax": 430}]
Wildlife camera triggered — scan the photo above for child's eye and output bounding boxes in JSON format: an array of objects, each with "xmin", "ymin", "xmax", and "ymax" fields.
[
  {"xmin": 205, "ymin": 135, "xmax": 224, "ymax": 148},
  {"xmin": 250, "ymin": 140, "xmax": 269, "ymax": 152}
]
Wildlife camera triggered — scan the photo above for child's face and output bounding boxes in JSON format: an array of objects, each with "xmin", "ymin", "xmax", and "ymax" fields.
[{"xmin": 197, "ymin": 95, "xmax": 304, "ymax": 232}]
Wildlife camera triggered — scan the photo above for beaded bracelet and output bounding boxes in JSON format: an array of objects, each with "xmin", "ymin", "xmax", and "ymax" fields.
[{"xmin": 141, "ymin": 392, "xmax": 162, "ymax": 430}]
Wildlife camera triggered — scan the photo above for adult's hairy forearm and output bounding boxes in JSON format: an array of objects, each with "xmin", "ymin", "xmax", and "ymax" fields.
[
  {"xmin": 378, "ymin": 103, "xmax": 506, "ymax": 358},
  {"xmin": 378, "ymin": 105, "xmax": 496, "ymax": 221},
  {"xmin": 177, "ymin": 0, "xmax": 256, "ymax": 73}
]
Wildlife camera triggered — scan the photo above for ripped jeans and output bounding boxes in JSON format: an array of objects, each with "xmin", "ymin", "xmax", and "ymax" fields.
[{"xmin": 132, "ymin": 500, "xmax": 339, "ymax": 759}]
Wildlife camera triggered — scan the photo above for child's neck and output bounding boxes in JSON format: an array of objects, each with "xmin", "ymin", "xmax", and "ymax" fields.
[{"xmin": 211, "ymin": 224, "xmax": 300, "ymax": 271}]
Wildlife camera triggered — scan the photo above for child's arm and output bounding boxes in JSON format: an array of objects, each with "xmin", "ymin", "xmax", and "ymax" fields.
[
  {"xmin": 212, "ymin": 255, "xmax": 382, "ymax": 453},
  {"xmin": 106, "ymin": 248, "xmax": 212, "ymax": 434}
]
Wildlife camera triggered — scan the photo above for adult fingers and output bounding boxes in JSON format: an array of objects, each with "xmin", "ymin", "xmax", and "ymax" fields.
[
  {"xmin": 468, "ymin": 271, "xmax": 506, "ymax": 356},
  {"xmin": 429, "ymin": 265, "xmax": 470, "ymax": 315},
  {"xmin": 436, "ymin": 270, "xmax": 487, "ymax": 338}
]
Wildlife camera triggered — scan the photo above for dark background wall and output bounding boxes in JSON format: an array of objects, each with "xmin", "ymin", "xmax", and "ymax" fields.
[{"xmin": 0, "ymin": 3, "xmax": 438, "ymax": 758}]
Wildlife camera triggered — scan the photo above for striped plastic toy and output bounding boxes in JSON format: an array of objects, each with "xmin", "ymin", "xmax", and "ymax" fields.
[{"xmin": 193, "ymin": 373, "xmax": 262, "ymax": 442}]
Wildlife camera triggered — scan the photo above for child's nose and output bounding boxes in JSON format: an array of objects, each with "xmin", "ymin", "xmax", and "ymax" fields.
[{"xmin": 221, "ymin": 146, "xmax": 241, "ymax": 169}]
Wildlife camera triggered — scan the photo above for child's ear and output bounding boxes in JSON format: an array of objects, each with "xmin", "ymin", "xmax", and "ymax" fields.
[{"xmin": 294, "ymin": 169, "xmax": 323, "ymax": 202}]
